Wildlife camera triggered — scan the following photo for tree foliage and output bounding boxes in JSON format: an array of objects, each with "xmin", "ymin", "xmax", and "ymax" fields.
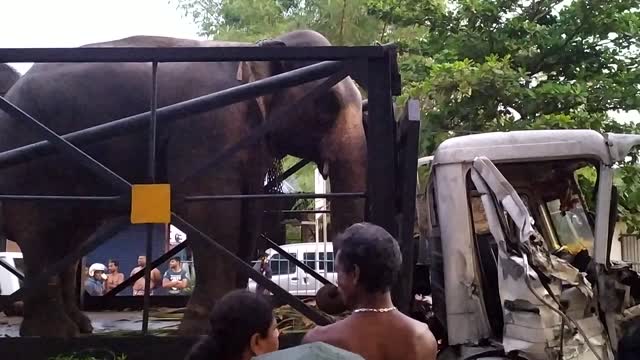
[{"xmin": 172, "ymin": 0, "xmax": 640, "ymax": 229}]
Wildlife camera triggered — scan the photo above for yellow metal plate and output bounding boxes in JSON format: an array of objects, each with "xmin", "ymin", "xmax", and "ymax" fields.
[{"xmin": 130, "ymin": 184, "xmax": 171, "ymax": 224}]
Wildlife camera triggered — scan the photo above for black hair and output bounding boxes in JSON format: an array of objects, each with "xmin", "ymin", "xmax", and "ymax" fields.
[
  {"xmin": 335, "ymin": 222, "xmax": 402, "ymax": 293},
  {"xmin": 108, "ymin": 259, "xmax": 119, "ymax": 267},
  {"xmin": 184, "ymin": 290, "xmax": 275, "ymax": 360},
  {"xmin": 170, "ymin": 256, "xmax": 181, "ymax": 263}
]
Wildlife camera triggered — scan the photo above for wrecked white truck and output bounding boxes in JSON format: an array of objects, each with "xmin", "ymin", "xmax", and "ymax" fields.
[{"xmin": 416, "ymin": 129, "xmax": 640, "ymax": 360}]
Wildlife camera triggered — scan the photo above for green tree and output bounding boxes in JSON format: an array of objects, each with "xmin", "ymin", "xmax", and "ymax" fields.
[
  {"xmin": 174, "ymin": 0, "xmax": 382, "ymax": 44},
  {"xmin": 173, "ymin": 0, "xmax": 640, "ymax": 229},
  {"xmin": 365, "ymin": 0, "xmax": 640, "ymax": 151}
]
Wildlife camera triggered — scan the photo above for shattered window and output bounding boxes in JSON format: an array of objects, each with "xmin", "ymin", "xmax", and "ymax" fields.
[{"xmin": 546, "ymin": 198, "xmax": 595, "ymax": 254}]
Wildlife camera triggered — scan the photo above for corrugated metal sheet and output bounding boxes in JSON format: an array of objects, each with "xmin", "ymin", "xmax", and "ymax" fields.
[{"xmin": 621, "ymin": 234, "xmax": 640, "ymax": 272}]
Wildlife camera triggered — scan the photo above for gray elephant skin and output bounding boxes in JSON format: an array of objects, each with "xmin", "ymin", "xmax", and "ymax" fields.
[
  {"xmin": 0, "ymin": 64, "xmax": 20, "ymax": 97},
  {"xmin": 0, "ymin": 30, "xmax": 366, "ymax": 337}
]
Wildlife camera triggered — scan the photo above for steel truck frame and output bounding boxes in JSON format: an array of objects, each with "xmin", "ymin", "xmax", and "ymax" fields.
[{"xmin": 0, "ymin": 42, "xmax": 420, "ymax": 358}]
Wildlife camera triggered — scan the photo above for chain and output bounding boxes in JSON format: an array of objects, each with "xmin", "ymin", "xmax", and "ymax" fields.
[{"xmin": 353, "ymin": 306, "xmax": 397, "ymax": 313}]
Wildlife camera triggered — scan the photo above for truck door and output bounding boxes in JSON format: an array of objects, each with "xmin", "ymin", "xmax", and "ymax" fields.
[{"xmin": 469, "ymin": 156, "xmax": 609, "ymax": 360}]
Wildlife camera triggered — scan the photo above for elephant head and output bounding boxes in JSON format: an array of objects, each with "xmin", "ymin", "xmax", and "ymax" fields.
[
  {"xmin": 0, "ymin": 64, "xmax": 20, "ymax": 98},
  {"xmin": 236, "ymin": 30, "xmax": 367, "ymax": 249}
]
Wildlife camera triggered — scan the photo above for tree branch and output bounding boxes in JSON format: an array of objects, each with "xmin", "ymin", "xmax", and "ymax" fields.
[
  {"xmin": 338, "ymin": 0, "xmax": 347, "ymax": 45},
  {"xmin": 532, "ymin": 21, "xmax": 586, "ymax": 74},
  {"xmin": 380, "ymin": 21, "xmax": 388, "ymax": 43}
]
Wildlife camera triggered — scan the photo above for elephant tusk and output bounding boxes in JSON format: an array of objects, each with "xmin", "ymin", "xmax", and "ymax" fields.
[{"xmin": 321, "ymin": 162, "xmax": 330, "ymax": 179}]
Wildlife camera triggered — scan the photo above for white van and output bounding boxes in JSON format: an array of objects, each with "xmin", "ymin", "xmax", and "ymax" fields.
[
  {"xmin": 0, "ymin": 252, "xmax": 24, "ymax": 296},
  {"xmin": 247, "ymin": 242, "xmax": 336, "ymax": 296}
]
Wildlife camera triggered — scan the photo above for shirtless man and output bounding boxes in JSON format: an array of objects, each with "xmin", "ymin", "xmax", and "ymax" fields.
[
  {"xmin": 131, "ymin": 255, "xmax": 161, "ymax": 296},
  {"xmin": 105, "ymin": 259, "xmax": 124, "ymax": 292},
  {"xmin": 302, "ymin": 222, "xmax": 438, "ymax": 360}
]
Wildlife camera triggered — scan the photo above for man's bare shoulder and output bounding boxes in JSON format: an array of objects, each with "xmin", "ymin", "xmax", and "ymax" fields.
[
  {"xmin": 302, "ymin": 319, "xmax": 350, "ymax": 346},
  {"xmin": 403, "ymin": 316, "xmax": 438, "ymax": 360}
]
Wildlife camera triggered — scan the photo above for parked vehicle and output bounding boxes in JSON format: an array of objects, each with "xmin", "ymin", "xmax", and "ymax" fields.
[
  {"xmin": 247, "ymin": 242, "xmax": 336, "ymax": 296},
  {"xmin": 0, "ymin": 252, "xmax": 23, "ymax": 296}
]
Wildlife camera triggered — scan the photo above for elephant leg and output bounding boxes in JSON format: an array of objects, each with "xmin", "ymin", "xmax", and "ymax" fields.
[
  {"xmin": 176, "ymin": 182, "xmax": 246, "ymax": 335},
  {"xmin": 59, "ymin": 225, "xmax": 100, "ymax": 334},
  {"xmin": 60, "ymin": 260, "xmax": 93, "ymax": 334},
  {"xmin": 18, "ymin": 236, "xmax": 80, "ymax": 338}
]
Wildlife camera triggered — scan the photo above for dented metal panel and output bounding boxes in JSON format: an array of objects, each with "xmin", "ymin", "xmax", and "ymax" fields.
[
  {"xmin": 434, "ymin": 163, "xmax": 492, "ymax": 344},
  {"xmin": 469, "ymin": 156, "xmax": 611, "ymax": 360},
  {"xmin": 433, "ymin": 130, "xmax": 610, "ymax": 166},
  {"xmin": 605, "ymin": 133, "xmax": 640, "ymax": 163}
]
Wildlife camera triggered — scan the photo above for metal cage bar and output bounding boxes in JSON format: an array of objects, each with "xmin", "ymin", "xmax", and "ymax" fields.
[
  {"xmin": 0, "ymin": 44, "xmax": 402, "ymax": 331},
  {"xmin": 184, "ymin": 192, "xmax": 366, "ymax": 201},
  {"xmin": 177, "ymin": 66, "xmax": 350, "ymax": 185},
  {"xmin": 171, "ymin": 213, "xmax": 333, "ymax": 326},
  {"xmin": 103, "ymin": 240, "xmax": 190, "ymax": 298},
  {"xmin": 0, "ymin": 98, "xmax": 131, "ymax": 193},
  {"xmin": 264, "ymin": 158, "xmax": 311, "ymax": 190},
  {"xmin": 0, "ymin": 46, "xmax": 386, "ymax": 63},
  {"xmin": 4, "ymin": 217, "xmax": 130, "ymax": 304},
  {"xmin": 0, "ymin": 61, "xmax": 345, "ymax": 170},
  {"xmin": 261, "ymin": 234, "xmax": 331, "ymax": 286},
  {"xmin": 0, "ymin": 195, "xmax": 124, "ymax": 203},
  {"xmin": 141, "ymin": 61, "xmax": 160, "ymax": 334},
  {"xmin": 264, "ymin": 210, "xmax": 331, "ymax": 214},
  {"xmin": 0, "ymin": 258, "xmax": 24, "ymax": 281}
]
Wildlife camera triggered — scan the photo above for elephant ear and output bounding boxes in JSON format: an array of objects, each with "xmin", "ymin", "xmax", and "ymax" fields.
[{"xmin": 236, "ymin": 39, "xmax": 287, "ymax": 122}]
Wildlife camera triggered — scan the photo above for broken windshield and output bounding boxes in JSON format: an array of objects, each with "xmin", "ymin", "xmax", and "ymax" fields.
[{"xmin": 545, "ymin": 197, "xmax": 595, "ymax": 255}]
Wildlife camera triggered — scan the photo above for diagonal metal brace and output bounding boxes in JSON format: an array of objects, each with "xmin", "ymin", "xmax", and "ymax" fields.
[
  {"xmin": 261, "ymin": 234, "xmax": 331, "ymax": 286},
  {"xmin": 0, "ymin": 97, "xmax": 131, "ymax": 193},
  {"xmin": 264, "ymin": 158, "xmax": 311, "ymax": 191},
  {"xmin": 0, "ymin": 257, "xmax": 24, "ymax": 281},
  {"xmin": 102, "ymin": 239, "xmax": 189, "ymax": 298},
  {"xmin": 171, "ymin": 212, "xmax": 333, "ymax": 326},
  {"xmin": 0, "ymin": 61, "xmax": 345, "ymax": 170},
  {"xmin": 177, "ymin": 65, "xmax": 351, "ymax": 186},
  {"xmin": 2, "ymin": 217, "xmax": 130, "ymax": 305}
]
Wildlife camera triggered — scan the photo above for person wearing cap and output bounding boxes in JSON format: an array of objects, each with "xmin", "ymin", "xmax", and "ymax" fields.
[{"xmin": 85, "ymin": 263, "xmax": 107, "ymax": 296}]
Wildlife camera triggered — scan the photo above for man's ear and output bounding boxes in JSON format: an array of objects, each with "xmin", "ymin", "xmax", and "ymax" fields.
[
  {"xmin": 249, "ymin": 332, "xmax": 261, "ymax": 355},
  {"xmin": 353, "ymin": 264, "xmax": 361, "ymax": 285}
]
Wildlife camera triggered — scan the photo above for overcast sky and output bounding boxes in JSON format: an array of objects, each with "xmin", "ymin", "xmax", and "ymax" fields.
[
  {"xmin": 1, "ymin": 0, "xmax": 202, "ymax": 74},
  {"xmin": 1, "ymin": 0, "xmax": 637, "ymax": 122}
]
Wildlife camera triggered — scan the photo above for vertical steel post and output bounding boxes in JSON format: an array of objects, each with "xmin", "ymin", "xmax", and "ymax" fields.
[
  {"xmin": 142, "ymin": 62, "xmax": 159, "ymax": 334},
  {"xmin": 393, "ymin": 100, "xmax": 421, "ymax": 314},
  {"xmin": 365, "ymin": 54, "xmax": 397, "ymax": 237}
]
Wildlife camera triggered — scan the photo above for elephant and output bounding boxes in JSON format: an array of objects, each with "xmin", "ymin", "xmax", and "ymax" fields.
[
  {"xmin": 0, "ymin": 30, "xmax": 367, "ymax": 337},
  {"xmin": 0, "ymin": 63, "xmax": 20, "ymax": 98}
]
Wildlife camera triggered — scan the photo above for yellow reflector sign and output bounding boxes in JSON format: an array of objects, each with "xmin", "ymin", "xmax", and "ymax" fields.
[{"xmin": 130, "ymin": 184, "xmax": 171, "ymax": 224}]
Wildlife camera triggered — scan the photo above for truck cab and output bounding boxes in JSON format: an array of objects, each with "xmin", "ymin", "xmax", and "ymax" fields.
[{"xmin": 417, "ymin": 129, "xmax": 640, "ymax": 360}]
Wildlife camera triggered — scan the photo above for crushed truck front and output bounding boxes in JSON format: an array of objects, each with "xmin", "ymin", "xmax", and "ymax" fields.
[{"xmin": 417, "ymin": 130, "xmax": 640, "ymax": 359}]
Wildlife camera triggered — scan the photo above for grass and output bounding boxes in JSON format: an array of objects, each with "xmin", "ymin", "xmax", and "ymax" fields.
[
  {"xmin": 86, "ymin": 300, "xmax": 348, "ymax": 337},
  {"xmin": 45, "ymin": 300, "xmax": 348, "ymax": 359},
  {"xmin": 49, "ymin": 353, "xmax": 127, "ymax": 360},
  {"xmin": 274, "ymin": 299, "xmax": 350, "ymax": 334}
]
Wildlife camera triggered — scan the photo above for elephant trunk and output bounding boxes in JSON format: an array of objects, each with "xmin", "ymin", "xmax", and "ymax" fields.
[{"xmin": 323, "ymin": 101, "xmax": 367, "ymax": 252}]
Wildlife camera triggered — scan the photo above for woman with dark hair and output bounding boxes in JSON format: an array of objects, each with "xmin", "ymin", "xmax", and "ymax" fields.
[{"xmin": 185, "ymin": 289, "xmax": 280, "ymax": 360}]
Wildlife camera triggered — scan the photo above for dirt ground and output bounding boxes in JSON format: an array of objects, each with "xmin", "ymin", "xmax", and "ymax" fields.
[{"xmin": 0, "ymin": 311, "xmax": 180, "ymax": 337}]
